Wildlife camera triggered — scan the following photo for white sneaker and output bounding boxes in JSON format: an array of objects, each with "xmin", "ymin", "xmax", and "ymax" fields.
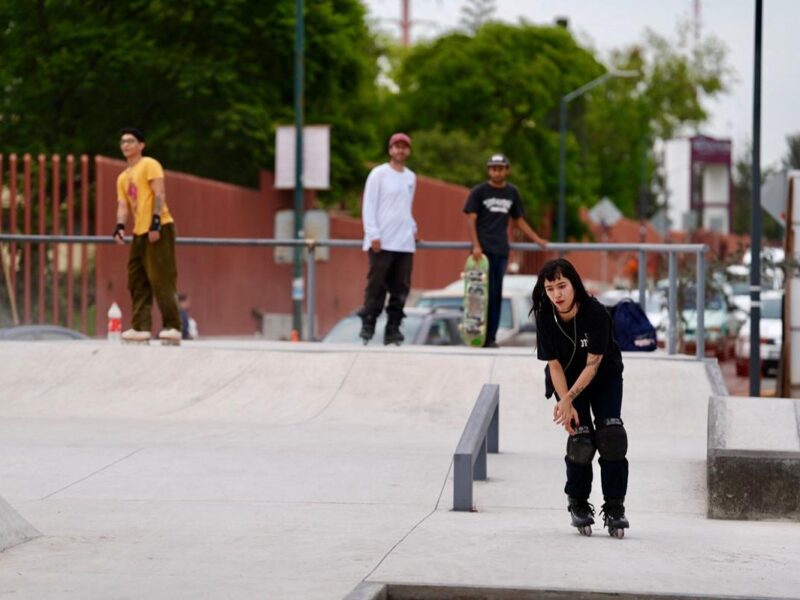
[
  {"xmin": 122, "ymin": 329, "xmax": 151, "ymax": 342},
  {"xmin": 158, "ymin": 328, "xmax": 181, "ymax": 342}
]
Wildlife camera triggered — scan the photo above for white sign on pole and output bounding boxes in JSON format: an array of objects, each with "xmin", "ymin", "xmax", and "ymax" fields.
[
  {"xmin": 275, "ymin": 125, "xmax": 330, "ymax": 190},
  {"xmin": 274, "ymin": 209, "xmax": 331, "ymax": 264},
  {"xmin": 588, "ymin": 197, "xmax": 623, "ymax": 228},
  {"xmin": 760, "ymin": 169, "xmax": 788, "ymax": 228}
]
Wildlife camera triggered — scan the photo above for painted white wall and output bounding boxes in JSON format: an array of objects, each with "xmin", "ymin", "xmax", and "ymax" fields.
[
  {"xmin": 663, "ymin": 139, "xmax": 691, "ymax": 232},
  {"xmin": 702, "ymin": 164, "xmax": 730, "ymax": 233}
]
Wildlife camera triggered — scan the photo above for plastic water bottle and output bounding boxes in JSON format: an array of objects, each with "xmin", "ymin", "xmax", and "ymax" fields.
[{"xmin": 107, "ymin": 302, "xmax": 122, "ymax": 342}]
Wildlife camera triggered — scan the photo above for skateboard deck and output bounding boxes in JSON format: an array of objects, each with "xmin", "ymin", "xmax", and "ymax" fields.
[{"xmin": 460, "ymin": 254, "xmax": 489, "ymax": 347}]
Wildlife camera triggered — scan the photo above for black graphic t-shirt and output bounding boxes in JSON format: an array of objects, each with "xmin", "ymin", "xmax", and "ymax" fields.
[
  {"xmin": 463, "ymin": 182, "xmax": 524, "ymax": 255},
  {"xmin": 535, "ymin": 297, "xmax": 623, "ymax": 399}
]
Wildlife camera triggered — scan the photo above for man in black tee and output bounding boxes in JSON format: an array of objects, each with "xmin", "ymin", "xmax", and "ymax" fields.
[{"xmin": 464, "ymin": 154, "xmax": 547, "ymax": 347}]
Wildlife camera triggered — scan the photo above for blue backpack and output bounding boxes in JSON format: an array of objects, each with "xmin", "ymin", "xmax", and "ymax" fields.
[{"xmin": 610, "ymin": 298, "xmax": 657, "ymax": 352}]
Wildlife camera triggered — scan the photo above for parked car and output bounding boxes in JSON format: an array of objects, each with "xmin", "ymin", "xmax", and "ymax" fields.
[
  {"xmin": 726, "ymin": 264, "xmax": 752, "ymax": 314},
  {"xmin": 414, "ymin": 275, "xmax": 537, "ymax": 347},
  {"xmin": 735, "ymin": 291, "xmax": 783, "ymax": 377},
  {"xmin": 680, "ymin": 289, "xmax": 742, "ymax": 360},
  {"xmin": 0, "ymin": 325, "xmax": 88, "ymax": 340},
  {"xmin": 322, "ymin": 307, "xmax": 464, "ymax": 346}
]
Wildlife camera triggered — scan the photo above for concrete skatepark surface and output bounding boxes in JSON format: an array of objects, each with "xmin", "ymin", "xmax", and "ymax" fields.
[{"xmin": 0, "ymin": 341, "xmax": 798, "ymax": 599}]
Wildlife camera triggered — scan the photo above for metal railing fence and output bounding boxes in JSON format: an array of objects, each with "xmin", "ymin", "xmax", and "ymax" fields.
[{"xmin": 0, "ymin": 234, "xmax": 708, "ymax": 356}]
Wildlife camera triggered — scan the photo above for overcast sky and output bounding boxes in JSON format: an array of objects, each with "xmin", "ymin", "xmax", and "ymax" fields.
[{"xmin": 363, "ymin": 0, "xmax": 799, "ymax": 169}]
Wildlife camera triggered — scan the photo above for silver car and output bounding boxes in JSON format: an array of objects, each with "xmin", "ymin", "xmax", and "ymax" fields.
[
  {"xmin": 414, "ymin": 275, "xmax": 537, "ymax": 347},
  {"xmin": 322, "ymin": 307, "xmax": 464, "ymax": 346}
]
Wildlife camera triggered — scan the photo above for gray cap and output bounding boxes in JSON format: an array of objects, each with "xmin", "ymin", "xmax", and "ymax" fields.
[{"xmin": 487, "ymin": 153, "xmax": 510, "ymax": 166}]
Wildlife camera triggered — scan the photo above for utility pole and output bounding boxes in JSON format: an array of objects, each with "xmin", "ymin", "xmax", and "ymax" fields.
[
  {"xmin": 293, "ymin": 0, "xmax": 305, "ymax": 338},
  {"xmin": 401, "ymin": 0, "xmax": 411, "ymax": 47}
]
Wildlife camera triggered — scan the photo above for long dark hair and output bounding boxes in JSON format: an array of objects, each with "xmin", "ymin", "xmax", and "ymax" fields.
[{"xmin": 531, "ymin": 258, "xmax": 591, "ymax": 317}]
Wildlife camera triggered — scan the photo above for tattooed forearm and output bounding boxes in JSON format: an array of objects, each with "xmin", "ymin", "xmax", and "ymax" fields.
[
  {"xmin": 566, "ymin": 354, "xmax": 602, "ymax": 401},
  {"xmin": 567, "ymin": 385, "xmax": 584, "ymax": 401},
  {"xmin": 154, "ymin": 194, "xmax": 164, "ymax": 215}
]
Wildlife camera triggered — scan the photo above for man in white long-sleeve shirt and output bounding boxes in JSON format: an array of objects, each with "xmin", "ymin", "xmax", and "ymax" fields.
[{"xmin": 358, "ymin": 132, "xmax": 417, "ymax": 345}]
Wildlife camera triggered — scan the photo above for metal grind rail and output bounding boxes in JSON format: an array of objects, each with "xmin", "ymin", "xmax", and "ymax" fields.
[{"xmin": 453, "ymin": 383, "xmax": 500, "ymax": 512}]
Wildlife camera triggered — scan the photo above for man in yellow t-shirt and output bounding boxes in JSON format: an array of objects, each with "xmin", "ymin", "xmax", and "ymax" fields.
[{"xmin": 113, "ymin": 127, "xmax": 181, "ymax": 344}]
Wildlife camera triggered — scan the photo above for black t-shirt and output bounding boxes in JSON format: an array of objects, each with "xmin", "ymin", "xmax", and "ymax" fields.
[
  {"xmin": 463, "ymin": 182, "xmax": 524, "ymax": 255},
  {"xmin": 535, "ymin": 296, "xmax": 623, "ymax": 399}
]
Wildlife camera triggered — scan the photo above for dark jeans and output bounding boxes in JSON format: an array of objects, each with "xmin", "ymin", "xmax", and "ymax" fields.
[
  {"xmin": 358, "ymin": 250, "xmax": 413, "ymax": 325},
  {"xmin": 485, "ymin": 253, "xmax": 508, "ymax": 346},
  {"xmin": 561, "ymin": 375, "xmax": 628, "ymax": 500},
  {"xmin": 128, "ymin": 223, "xmax": 180, "ymax": 332}
]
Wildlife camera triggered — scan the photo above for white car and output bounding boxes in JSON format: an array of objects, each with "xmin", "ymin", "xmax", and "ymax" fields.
[
  {"xmin": 415, "ymin": 275, "xmax": 537, "ymax": 347},
  {"xmin": 735, "ymin": 291, "xmax": 783, "ymax": 377}
]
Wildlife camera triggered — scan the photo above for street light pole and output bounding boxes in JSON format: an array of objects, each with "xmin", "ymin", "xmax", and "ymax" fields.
[
  {"xmin": 749, "ymin": 0, "xmax": 763, "ymax": 396},
  {"xmin": 556, "ymin": 70, "xmax": 639, "ymax": 243}
]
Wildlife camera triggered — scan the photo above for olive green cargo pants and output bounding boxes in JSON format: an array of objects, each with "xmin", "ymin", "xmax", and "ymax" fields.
[{"xmin": 127, "ymin": 223, "xmax": 180, "ymax": 332}]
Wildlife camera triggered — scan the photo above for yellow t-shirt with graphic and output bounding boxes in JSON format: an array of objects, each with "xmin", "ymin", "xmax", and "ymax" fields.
[{"xmin": 116, "ymin": 157, "xmax": 174, "ymax": 235}]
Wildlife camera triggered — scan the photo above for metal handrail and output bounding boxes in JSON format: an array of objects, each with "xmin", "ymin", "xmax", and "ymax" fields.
[
  {"xmin": 453, "ymin": 384, "xmax": 499, "ymax": 512},
  {"xmin": 0, "ymin": 234, "xmax": 708, "ymax": 356}
]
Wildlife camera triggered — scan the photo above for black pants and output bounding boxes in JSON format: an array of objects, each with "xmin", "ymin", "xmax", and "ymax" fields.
[
  {"xmin": 562, "ymin": 375, "xmax": 628, "ymax": 500},
  {"xmin": 485, "ymin": 253, "xmax": 508, "ymax": 346},
  {"xmin": 127, "ymin": 224, "xmax": 180, "ymax": 332},
  {"xmin": 358, "ymin": 250, "xmax": 413, "ymax": 325}
]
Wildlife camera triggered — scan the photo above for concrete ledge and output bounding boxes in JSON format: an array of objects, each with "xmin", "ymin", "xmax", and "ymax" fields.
[
  {"xmin": 708, "ymin": 395, "xmax": 800, "ymax": 520},
  {"xmin": 343, "ymin": 583, "xmax": 388, "ymax": 600},
  {"xmin": 0, "ymin": 497, "xmax": 40, "ymax": 552}
]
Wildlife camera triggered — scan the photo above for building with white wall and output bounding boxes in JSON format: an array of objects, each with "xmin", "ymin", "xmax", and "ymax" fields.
[{"xmin": 661, "ymin": 135, "xmax": 732, "ymax": 234}]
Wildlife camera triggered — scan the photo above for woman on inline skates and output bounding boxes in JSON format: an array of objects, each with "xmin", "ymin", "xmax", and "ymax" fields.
[{"xmin": 532, "ymin": 258, "xmax": 630, "ymax": 537}]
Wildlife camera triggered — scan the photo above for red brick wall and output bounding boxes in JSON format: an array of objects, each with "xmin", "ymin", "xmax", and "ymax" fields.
[
  {"xmin": 94, "ymin": 160, "xmax": 478, "ymax": 338},
  {"xmin": 565, "ymin": 208, "xmax": 664, "ymax": 288},
  {"xmin": 95, "ymin": 157, "xmax": 300, "ymax": 337}
]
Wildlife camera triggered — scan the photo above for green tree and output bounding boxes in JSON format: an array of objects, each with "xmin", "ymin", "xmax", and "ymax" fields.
[
  {"xmin": 731, "ymin": 142, "xmax": 782, "ymax": 242},
  {"xmin": 576, "ymin": 26, "xmax": 730, "ymax": 222},
  {"xmin": 783, "ymin": 132, "xmax": 800, "ymax": 170},
  {"xmin": 459, "ymin": 0, "xmax": 497, "ymax": 35},
  {"xmin": 387, "ymin": 20, "xmax": 731, "ymax": 237},
  {"xmin": 394, "ymin": 22, "xmax": 603, "ymax": 230},
  {"xmin": 404, "ymin": 128, "xmax": 488, "ymax": 186},
  {"xmin": 0, "ymin": 0, "xmax": 380, "ymax": 200}
]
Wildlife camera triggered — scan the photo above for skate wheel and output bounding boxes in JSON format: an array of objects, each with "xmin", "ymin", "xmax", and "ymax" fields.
[
  {"xmin": 609, "ymin": 527, "xmax": 624, "ymax": 539},
  {"xmin": 578, "ymin": 526, "xmax": 592, "ymax": 536}
]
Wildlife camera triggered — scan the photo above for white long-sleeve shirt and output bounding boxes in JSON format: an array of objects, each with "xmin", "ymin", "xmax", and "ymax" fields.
[{"xmin": 361, "ymin": 163, "xmax": 417, "ymax": 252}]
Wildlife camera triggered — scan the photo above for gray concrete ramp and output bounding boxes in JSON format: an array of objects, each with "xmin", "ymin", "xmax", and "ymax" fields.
[
  {"xmin": 0, "ymin": 342, "xmax": 797, "ymax": 599},
  {"xmin": 0, "ymin": 496, "xmax": 40, "ymax": 552}
]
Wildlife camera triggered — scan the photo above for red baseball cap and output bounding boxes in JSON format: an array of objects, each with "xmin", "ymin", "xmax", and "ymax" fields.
[{"xmin": 389, "ymin": 132, "xmax": 411, "ymax": 147}]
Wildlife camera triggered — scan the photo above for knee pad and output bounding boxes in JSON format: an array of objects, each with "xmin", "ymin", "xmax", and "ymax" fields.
[
  {"xmin": 566, "ymin": 426, "xmax": 596, "ymax": 465},
  {"xmin": 595, "ymin": 418, "xmax": 628, "ymax": 461}
]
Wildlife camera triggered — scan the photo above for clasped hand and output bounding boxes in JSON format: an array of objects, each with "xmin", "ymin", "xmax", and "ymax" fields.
[{"xmin": 553, "ymin": 397, "xmax": 579, "ymax": 435}]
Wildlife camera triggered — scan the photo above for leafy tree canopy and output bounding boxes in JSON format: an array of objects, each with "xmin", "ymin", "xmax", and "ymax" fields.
[
  {"xmin": 783, "ymin": 132, "xmax": 800, "ymax": 170},
  {"xmin": 0, "ymin": 0, "xmax": 380, "ymax": 197},
  {"xmin": 387, "ymin": 20, "xmax": 731, "ymax": 238}
]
